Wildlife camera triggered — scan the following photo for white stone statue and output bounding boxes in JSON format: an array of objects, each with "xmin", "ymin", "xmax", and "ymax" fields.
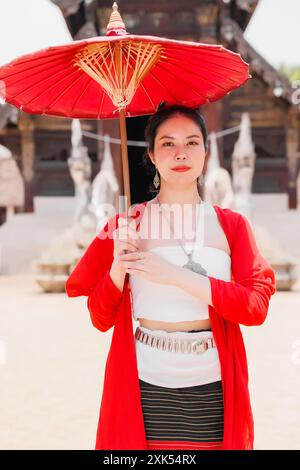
[
  {"xmin": 204, "ymin": 132, "xmax": 235, "ymax": 208},
  {"xmin": 34, "ymin": 119, "xmax": 95, "ymax": 291},
  {"xmin": 228, "ymin": 113, "xmax": 299, "ymax": 290},
  {"xmin": 231, "ymin": 113, "xmax": 256, "ymax": 218},
  {"xmin": 67, "ymin": 119, "xmax": 96, "ymax": 248},
  {"xmin": 0, "ymin": 143, "xmax": 25, "ymax": 220},
  {"xmin": 89, "ymin": 133, "xmax": 119, "ymax": 232},
  {"xmin": 0, "ymin": 103, "xmax": 19, "ymax": 129},
  {"xmin": 297, "ymin": 170, "xmax": 300, "ymax": 209}
]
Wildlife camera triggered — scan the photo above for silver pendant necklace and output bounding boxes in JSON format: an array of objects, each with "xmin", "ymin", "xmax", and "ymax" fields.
[{"xmin": 155, "ymin": 196, "xmax": 208, "ymax": 276}]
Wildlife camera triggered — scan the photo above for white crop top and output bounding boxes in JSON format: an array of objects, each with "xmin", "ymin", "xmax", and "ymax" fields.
[{"xmin": 129, "ymin": 201, "xmax": 231, "ymax": 322}]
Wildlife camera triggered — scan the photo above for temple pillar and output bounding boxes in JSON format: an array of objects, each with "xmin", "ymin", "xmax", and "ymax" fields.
[
  {"xmin": 19, "ymin": 112, "xmax": 35, "ymax": 212},
  {"xmin": 286, "ymin": 108, "xmax": 300, "ymax": 209}
]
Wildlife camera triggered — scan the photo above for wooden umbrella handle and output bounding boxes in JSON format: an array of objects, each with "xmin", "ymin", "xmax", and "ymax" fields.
[
  {"xmin": 119, "ymin": 107, "xmax": 132, "ymax": 255},
  {"xmin": 119, "ymin": 107, "xmax": 131, "ymax": 208}
]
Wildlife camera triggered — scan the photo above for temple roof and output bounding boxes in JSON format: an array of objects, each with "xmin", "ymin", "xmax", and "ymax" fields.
[
  {"xmin": 0, "ymin": 104, "xmax": 19, "ymax": 129},
  {"xmin": 220, "ymin": 17, "xmax": 295, "ymax": 105},
  {"xmin": 51, "ymin": 0, "xmax": 259, "ymax": 38},
  {"xmin": 233, "ymin": 0, "xmax": 259, "ymax": 31}
]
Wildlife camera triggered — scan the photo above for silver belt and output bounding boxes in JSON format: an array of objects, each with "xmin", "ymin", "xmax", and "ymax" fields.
[{"xmin": 135, "ymin": 326, "xmax": 216, "ymax": 354}]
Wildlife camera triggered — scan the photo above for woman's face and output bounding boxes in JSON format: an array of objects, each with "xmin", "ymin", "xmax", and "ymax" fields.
[{"xmin": 148, "ymin": 113, "xmax": 206, "ymax": 186}]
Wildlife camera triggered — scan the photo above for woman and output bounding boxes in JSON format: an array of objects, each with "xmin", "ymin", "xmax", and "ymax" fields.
[{"xmin": 65, "ymin": 103, "xmax": 276, "ymax": 450}]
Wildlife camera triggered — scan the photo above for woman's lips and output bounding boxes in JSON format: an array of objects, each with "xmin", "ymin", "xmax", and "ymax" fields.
[{"xmin": 171, "ymin": 167, "xmax": 191, "ymax": 172}]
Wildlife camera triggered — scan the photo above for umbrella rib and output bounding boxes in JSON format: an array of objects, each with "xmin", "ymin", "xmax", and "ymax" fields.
[
  {"xmin": 107, "ymin": 42, "xmax": 119, "ymax": 90},
  {"xmin": 144, "ymin": 70, "xmax": 179, "ymax": 103},
  {"xmin": 97, "ymin": 89, "xmax": 106, "ymax": 120},
  {"xmin": 157, "ymin": 38, "xmax": 240, "ymax": 57},
  {"xmin": 113, "ymin": 44, "xmax": 156, "ymax": 109},
  {"xmin": 136, "ymin": 81, "xmax": 156, "ymax": 111},
  {"xmin": 126, "ymin": 42, "xmax": 142, "ymax": 95},
  {"xmin": 126, "ymin": 41, "xmax": 162, "ymax": 86},
  {"xmin": 11, "ymin": 67, "xmax": 81, "ymax": 105},
  {"xmin": 82, "ymin": 51, "xmax": 113, "ymax": 87},
  {"xmin": 132, "ymin": 60, "xmax": 180, "ymax": 110},
  {"xmin": 124, "ymin": 41, "xmax": 132, "ymax": 88},
  {"xmin": 0, "ymin": 53, "xmax": 76, "ymax": 81},
  {"xmin": 77, "ymin": 40, "xmax": 163, "ymax": 108},
  {"xmin": 9, "ymin": 42, "xmax": 88, "ymax": 63},
  {"xmin": 116, "ymin": 41, "xmax": 163, "ymax": 107},
  {"xmin": 76, "ymin": 44, "xmax": 119, "ymax": 93},
  {"xmin": 133, "ymin": 42, "xmax": 151, "ymax": 84},
  {"xmin": 165, "ymin": 53, "xmax": 248, "ymax": 80},
  {"xmin": 153, "ymin": 62, "xmax": 207, "ymax": 100},
  {"xmin": 42, "ymin": 71, "xmax": 91, "ymax": 113},
  {"xmin": 162, "ymin": 53, "xmax": 245, "ymax": 82},
  {"xmin": 160, "ymin": 42, "xmax": 224, "ymax": 55},
  {"xmin": 97, "ymin": 49, "xmax": 119, "ymax": 96},
  {"xmin": 69, "ymin": 76, "xmax": 94, "ymax": 115},
  {"xmin": 168, "ymin": 47, "xmax": 248, "ymax": 68},
  {"xmin": 0, "ymin": 47, "xmax": 76, "ymax": 71},
  {"xmin": 158, "ymin": 60, "xmax": 230, "ymax": 94},
  {"xmin": 137, "ymin": 43, "xmax": 157, "ymax": 79},
  {"xmin": 120, "ymin": 43, "xmax": 123, "ymax": 92},
  {"xmin": 0, "ymin": 58, "xmax": 79, "ymax": 98}
]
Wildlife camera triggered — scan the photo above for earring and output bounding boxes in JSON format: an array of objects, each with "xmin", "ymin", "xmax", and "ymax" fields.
[
  {"xmin": 197, "ymin": 174, "xmax": 204, "ymax": 186},
  {"xmin": 153, "ymin": 168, "xmax": 160, "ymax": 189}
]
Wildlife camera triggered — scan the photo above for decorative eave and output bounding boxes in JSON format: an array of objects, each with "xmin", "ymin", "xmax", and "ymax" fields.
[
  {"xmin": 51, "ymin": 0, "xmax": 259, "ymax": 37},
  {"xmin": 51, "ymin": 0, "xmax": 98, "ymax": 39},
  {"xmin": 234, "ymin": 0, "xmax": 259, "ymax": 31},
  {"xmin": 51, "ymin": 0, "xmax": 82, "ymax": 16},
  {"xmin": 220, "ymin": 17, "xmax": 295, "ymax": 105},
  {"xmin": 0, "ymin": 103, "xmax": 19, "ymax": 129}
]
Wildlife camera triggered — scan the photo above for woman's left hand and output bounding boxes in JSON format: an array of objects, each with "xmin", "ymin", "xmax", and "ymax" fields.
[{"xmin": 117, "ymin": 250, "xmax": 179, "ymax": 285}]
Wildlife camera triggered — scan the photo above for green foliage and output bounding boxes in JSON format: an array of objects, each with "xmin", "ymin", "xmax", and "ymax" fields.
[{"xmin": 278, "ymin": 63, "xmax": 300, "ymax": 81}]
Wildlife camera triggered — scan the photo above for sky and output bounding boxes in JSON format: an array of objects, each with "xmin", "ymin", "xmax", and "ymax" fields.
[
  {"xmin": 0, "ymin": 0, "xmax": 299, "ymax": 68},
  {"xmin": 0, "ymin": 0, "xmax": 72, "ymax": 66},
  {"xmin": 244, "ymin": 0, "xmax": 300, "ymax": 68}
]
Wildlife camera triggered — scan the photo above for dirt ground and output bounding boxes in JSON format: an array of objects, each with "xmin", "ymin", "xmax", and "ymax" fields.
[{"xmin": 0, "ymin": 274, "xmax": 299, "ymax": 450}]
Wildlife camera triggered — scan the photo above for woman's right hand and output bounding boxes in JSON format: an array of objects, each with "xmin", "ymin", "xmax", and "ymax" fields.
[{"xmin": 112, "ymin": 216, "xmax": 140, "ymax": 262}]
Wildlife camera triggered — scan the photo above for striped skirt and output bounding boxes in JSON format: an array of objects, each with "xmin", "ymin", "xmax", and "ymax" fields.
[
  {"xmin": 139, "ymin": 378, "xmax": 224, "ymax": 450},
  {"xmin": 138, "ymin": 329, "xmax": 224, "ymax": 450}
]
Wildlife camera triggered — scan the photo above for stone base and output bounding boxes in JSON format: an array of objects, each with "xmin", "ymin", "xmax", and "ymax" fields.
[
  {"xmin": 273, "ymin": 263, "xmax": 299, "ymax": 291},
  {"xmin": 35, "ymin": 263, "xmax": 71, "ymax": 293},
  {"xmin": 35, "ymin": 275, "xmax": 68, "ymax": 293}
]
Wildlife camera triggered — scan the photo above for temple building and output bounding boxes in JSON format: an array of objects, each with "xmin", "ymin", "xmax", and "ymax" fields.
[{"xmin": 0, "ymin": 0, "xmax": 299, "ymax": 215}]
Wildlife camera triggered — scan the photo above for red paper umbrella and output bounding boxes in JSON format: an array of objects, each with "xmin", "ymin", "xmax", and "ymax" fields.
[{"xmin": 0, "ymin": 2, "xmax": 251, "ymax": 208}]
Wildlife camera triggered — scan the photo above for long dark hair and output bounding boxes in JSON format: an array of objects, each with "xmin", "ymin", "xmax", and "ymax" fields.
[{"xmin": 142, "ymin": 102, "xmax": 208, "ymax": 195}]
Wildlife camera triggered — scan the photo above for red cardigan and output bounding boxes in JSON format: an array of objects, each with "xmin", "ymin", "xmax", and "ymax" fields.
[{"xmin": 65, "ymin": 201, "xmax": 276, "ymax": 450}]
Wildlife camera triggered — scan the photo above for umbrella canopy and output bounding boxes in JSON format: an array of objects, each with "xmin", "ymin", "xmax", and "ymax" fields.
[
  {"xmin": 0, "ymin": 4, "xmax": 250, "ymax": 119},
  {"xmin": 0, "ymin": 2, "xmax": 251, "ymax": 208}
]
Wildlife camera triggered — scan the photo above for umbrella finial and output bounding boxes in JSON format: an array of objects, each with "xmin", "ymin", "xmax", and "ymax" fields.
[{"xmin": 106, "ymin": 2, "xmax": 129, "ymax": 36}]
